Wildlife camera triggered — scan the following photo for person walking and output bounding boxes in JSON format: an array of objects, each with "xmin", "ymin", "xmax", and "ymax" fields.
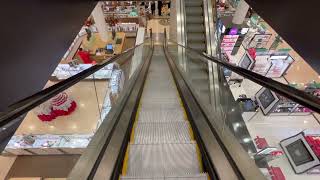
[{"xmin": 151, "ymin": 2, "xmax": 155, "ymax": 15}]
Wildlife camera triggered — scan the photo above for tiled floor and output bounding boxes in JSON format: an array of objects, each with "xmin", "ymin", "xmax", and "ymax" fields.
[{"xmin": 14, "ymin": 80, "xmax": 109, "ymax": 135}]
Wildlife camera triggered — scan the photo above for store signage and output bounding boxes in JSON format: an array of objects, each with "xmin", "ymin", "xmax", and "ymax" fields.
[{"xmin": 221, "ymin": 35, "xmax": 239, "ymax": 55}]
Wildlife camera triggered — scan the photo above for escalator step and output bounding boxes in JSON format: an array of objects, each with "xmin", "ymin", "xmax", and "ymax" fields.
[
  {"xmin": 133, "ymin": 122, "xmax": 191, "ymax": 144},
  {"xmin": 140, "ymin": 98, "xmax": 181, "ymax": 109},
  {"xmin": 125, "ymin": 143, "xmax": 201, "ymax": 177},
  {"xmin": 185, "ymin": 7, "xmax": 203, "ymax": 15},
  {"xmin": 188, "ymin": 43, "xmax": 206, "ymax": 52},
  {"xmin": 121, "ymin": 173, "xmax": 209, "ymax": 179},
  {"xmin": 186, "ymin": 16, "xmax": 204, "ymax": 24},
  {"xmin": 186, "ymin": 25, "xmax": 205, "ymax": 33},
  {"xmin": 185, "ymin": 1, "xmax": 203, "ymax": 7},
  {"xmin": 138, "ymin": 108, "xmax": 185, "ymax": 123},
  {"xmin": 187, "ymin": 33, "xmax": 205, "ymax": 42}
]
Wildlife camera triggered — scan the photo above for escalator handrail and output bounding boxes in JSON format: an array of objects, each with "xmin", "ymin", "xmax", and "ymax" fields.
[
  {"xmin": 0, "ymin": 41, "xmax": 148, "ymax": 126},
  {"xmin": 169, "ymin": 41, "xmax": 320, "ymax": 114}
]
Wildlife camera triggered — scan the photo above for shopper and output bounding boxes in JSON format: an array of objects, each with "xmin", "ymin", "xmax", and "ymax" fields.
[
  {"xmin": 158, "ymin": 1, "xmax": 163, "ymax": 16},
  {"xmin": 77, "ymin": 48, "xmax": 93, "ymax": 64},
  {"xmin": 151, "ymin": 2, "xmax": 155, "ymax": 15}
]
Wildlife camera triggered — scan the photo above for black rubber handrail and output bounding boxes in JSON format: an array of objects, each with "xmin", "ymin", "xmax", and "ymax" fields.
[
  {"xmin": 0, "ymin": 42, "xmax": 146, "ymax": 126},
  {"xmin": 169, "ymin": 41, "xmax": 320, "ymax": 113}
]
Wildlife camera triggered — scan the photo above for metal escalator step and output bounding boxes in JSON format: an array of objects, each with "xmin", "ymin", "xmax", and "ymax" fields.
[
  {"xmin": 185, "ymin": 1, "xmax": 203, "ymax": 7},
  {"xmin": 126, "ymin": 143, "xmax": 201, "ymax": 177},
  {"xmin": 138, "ymin": 108, "xmax": 185, "ymax": 123},
  {"xmin": 185, "ymin": 7, "xmax": 203, "ymax": 15},
  {"xmin": 133, "ymin": 122, "xmax": 191, "ymax": 144},
  {"xmin": 188, "ymin": 43, "xmax": 206, "ymax": 52},
  {"xmin": 121, "ymin": 173, "xmax": 209, "ymax": 179},
  {"xmin": 140, "ymin": 98, "xmax": 181, "ymax": 109},
  {"xmin": 186, "ymin": 16, "xmax": 204, "ymax": 24},
  {"xmin": 186, "ymin": 25, "xmax": 205, "ymax": 33},
  {"xmin": 187, "ymin": 33, "xmax": 205, "ymax": 42}
]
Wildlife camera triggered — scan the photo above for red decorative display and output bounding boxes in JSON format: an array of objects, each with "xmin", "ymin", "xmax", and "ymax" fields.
[
  {"xmin": 268, "ymin": 166, "xmax": 285, "ymax": 180},
  {"xmin": 254, "ymin": 136, "xmax": 269, "ymax": 149},
  {"xmin": 305, "ymin": 135, "xmax": 320, "ymax": 158},
  {"xmin": 35, "ymin": 92, "xmax": 77, "ymax": 122}
]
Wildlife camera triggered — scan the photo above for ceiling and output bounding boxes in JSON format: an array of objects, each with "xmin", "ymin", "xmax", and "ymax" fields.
[{"xmin": 245, "ymin": 0, "xmax": 320, "ymax": 74}]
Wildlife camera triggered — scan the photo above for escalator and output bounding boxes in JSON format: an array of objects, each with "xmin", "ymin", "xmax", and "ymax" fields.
[
  {"xmin": 2, "ymin": 2, "xmax": 320, "ymax": 180},
  {"xmin": 185, "ymin": 0, "xmax": 206, "ymax": 52},
  {"xmin": 120, "ymin": 46, "xmax": 208, "ymax": 179},
  {"xmin": 183, "ymin": 0, "xmax": 212, "ymax": 105},
  {"xmin": 1, "ymin": 31, "xmax": 319, "ymax": 180}
]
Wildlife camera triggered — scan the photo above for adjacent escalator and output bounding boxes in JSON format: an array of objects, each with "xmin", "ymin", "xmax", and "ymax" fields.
[{"xmin": 185, "ymin": 0, "xmax": 206, "ymax": 52}]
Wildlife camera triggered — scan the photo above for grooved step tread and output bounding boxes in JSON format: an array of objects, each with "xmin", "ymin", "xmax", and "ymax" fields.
[
  {"xmin": 133, "ymin": 122, "xmax": 191, "ymax": 144},
  {"xmin": 125, "ymin": 143, "xmax": 201, "ymax": 177},
  {"xmin": 121, "ymin": 173, "xmax": 208, "ymax": 180},
  {"xmin": 138, "ymin": 109, "xmax": 185, "ymax": 123}
]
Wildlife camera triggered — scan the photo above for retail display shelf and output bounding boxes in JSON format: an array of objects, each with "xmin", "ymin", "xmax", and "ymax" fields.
[{"xmin": 4, "ymin": 134, "xmax": 92, "ymax": 155}]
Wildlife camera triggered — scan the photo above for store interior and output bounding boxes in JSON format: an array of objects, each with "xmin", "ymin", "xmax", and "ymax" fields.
[
  {"xmin": 0, "ymin": 1, "xmax": 171, "ymax": 180},
  {"xmin": 217, "ymin": 1, "xmax": 320, "ymax": 179},
  {"xmin": 1, "ymin": 0, "xmax": 320, "ymax": 180}
]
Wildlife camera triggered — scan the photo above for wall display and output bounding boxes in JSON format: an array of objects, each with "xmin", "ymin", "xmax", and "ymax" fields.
[
  {"xmin": 231, "ymin": 34, "xmax": 245, "ymax": 55},
  {"xmin": 255, "ymin": 87, "xmax": 310, "ymax": 115},
  {"xmin": 252, "ymin": 55, "xmax": 272, "ymax": 75},
  {"xmin": 255, "ymin": 87, "xmax": 279, "ymax": 115},
  {"xmin": 280, "ymin": 132, "xmax": 320, "ymax": 174},
  {"xmin": 266, "ymin": 55, "xmax": 294, "ymax": 78},
  {"xmin": 248, "ymin": 34, "xmax": 272, "ymax": 49},
  {"xmin": 238, "ymin": 52, "xmax": 255, "ymax": 70},
  {"xmin": 5, "ymin": 134, "xmax": 92, "ymax": 155},
  {"xmin": 52, "ymin": 63, "xmax": 114, "ymax": 80},
  {"xmin": 221, "ymin": 35, "xmax": 239, "ymax": 55}
]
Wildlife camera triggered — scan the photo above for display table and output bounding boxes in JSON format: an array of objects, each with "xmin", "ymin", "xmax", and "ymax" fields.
[
  {"xmin": 5, "ymin": 66, "xmax": 123, "ymax": 155},
  {"xmin": 51, "ymin": 63, "xmax": 115, "ymax": 80},
  {"xmin": 5, "ymin": 134, "xmax": 92, "ymax": 155},
  {"xmin": 81, "ymin": 32, "xmax": 126, "ymax": 62}
]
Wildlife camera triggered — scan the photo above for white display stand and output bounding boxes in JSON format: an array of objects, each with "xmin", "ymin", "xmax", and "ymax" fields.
[
  {"xmin": 5, "ymin": 134, "xmax": 92, "ymax": 155},
  {"xmin": 52, "ymin": 63, "xmax": 115, "ymax": 80}
]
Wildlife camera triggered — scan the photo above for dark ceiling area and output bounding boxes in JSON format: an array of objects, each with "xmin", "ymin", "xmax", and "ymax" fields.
[
  {"xmin": 245, "ymin": 0, "xmax": 320, "ymax": 74},
  {"xmin": 0, "ymin": 1, "xmax": 96, "ymax": 111}
]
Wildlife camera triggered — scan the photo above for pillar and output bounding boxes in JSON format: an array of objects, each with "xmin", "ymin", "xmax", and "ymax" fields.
[
  {"xmin": 92, "ymin": 2, "xmax": 109, "ymax": 42},
  {"xmin": 155, "ymin": 1, "xmax": 159, "ymax": 16},
  {"xmin": 232, "ymin": 0, "xmax": 249, "ymax": 25}
]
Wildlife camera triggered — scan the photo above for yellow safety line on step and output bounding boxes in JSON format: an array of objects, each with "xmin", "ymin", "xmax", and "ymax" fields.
[
  {"xmin": 130, "ymin": 103, "xmax": 141, "ymax": 143},
  {"xmin": 175, "ymin": 86, "xmax": 204, "ymax": 172},
  {"xmin": 121, "ymin": 145, "xmax": 130, "ymax": 176},
  {"xmin": 122, "ymin": 102, "xmax": 141, "ymax": 176}
]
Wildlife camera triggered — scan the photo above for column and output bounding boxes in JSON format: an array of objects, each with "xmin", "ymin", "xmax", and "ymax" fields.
[
  {"xmin": 232, "ymin": 0, "xmax": 249, "ymax": 25},
  {"xmin": 92, "ymin": 2, "xmax": 109, "ymax": 42},
  {"xmin": 155, "ymin": 1, "xmax": 159, "ymax": 16}
]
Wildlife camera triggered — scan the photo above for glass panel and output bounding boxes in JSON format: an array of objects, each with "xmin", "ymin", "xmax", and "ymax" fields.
[
  {"xmin": 167, "ymin": 42, "xmax": 320, "ymax": 179},
  {"xmin": 1, "ymin": 41, "xmax": 151, "ymax": 179}
]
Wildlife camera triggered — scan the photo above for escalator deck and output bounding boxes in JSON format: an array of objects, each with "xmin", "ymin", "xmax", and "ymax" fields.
[{"xmin": 120, "ymin": 46, "xmax": 209, "ymax": 179}]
